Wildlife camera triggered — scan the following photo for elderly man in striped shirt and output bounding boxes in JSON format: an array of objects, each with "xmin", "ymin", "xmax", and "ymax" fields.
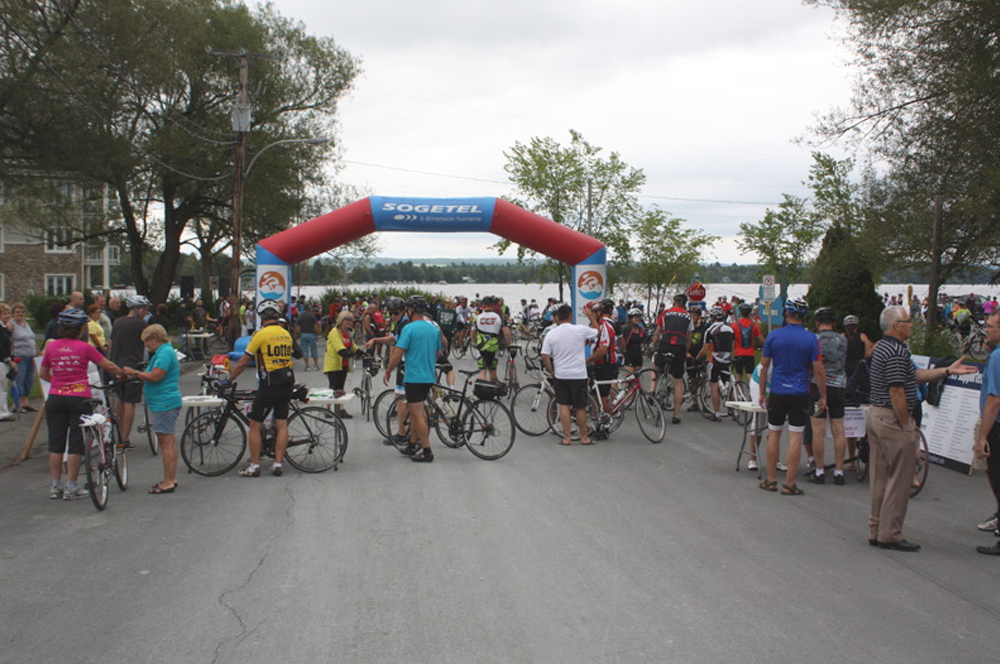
[{"xmin": 866, "ymin": 305, "xmax": 975, "ymax": 552}]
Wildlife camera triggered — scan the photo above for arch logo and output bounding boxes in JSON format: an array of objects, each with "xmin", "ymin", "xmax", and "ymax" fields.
[
  {"xmin": 258, "ymin": 270, "xmax": 287, "ymax": 300},
  {"xmin": 577, "ymin": 270, "xmax": 604, "ymax": 300}
]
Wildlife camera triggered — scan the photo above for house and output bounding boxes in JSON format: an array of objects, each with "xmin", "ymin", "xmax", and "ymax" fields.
[{"xmin": 0, "ymin": 177, "xmax": 120, "ymax": 302}]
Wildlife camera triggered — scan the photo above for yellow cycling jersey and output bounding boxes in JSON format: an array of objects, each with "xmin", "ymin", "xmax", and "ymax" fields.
[{"xmin": 245, "ymin": 323, "xmax": 294, "ymax": 376}]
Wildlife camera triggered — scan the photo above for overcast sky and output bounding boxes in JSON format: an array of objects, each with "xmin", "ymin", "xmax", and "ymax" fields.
[{"xmin": 268, "ymin": 0, "xmax": 855, "ymax": 264}]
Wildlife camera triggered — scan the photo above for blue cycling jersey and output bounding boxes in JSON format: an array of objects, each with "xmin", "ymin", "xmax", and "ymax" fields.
[{"xmin": 762, "ymin": 323, "xmax": 820, "ymax": 396}]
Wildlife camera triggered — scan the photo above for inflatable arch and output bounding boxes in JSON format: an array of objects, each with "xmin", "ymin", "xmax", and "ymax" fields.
[{"xmin": 255, "ymin": 196, "xmax": 607, "ymax": 324}]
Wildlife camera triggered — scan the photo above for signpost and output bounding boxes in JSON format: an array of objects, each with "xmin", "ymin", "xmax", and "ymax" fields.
[{"xmin": 762, "ymin": 275, "xmax": 775, "ymax": 333}]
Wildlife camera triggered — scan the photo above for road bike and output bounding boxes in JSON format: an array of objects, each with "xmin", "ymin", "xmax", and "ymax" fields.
[
  {"xmin": 181, "ymin": 383, "xmax": 347, "ymax": 475},
  {"xmin": 944, "ymin": 320, "xmax": 990, "ymax": 361},
  {"xmin": 511, "ymin": 356, "xmax": 556, "ymax": 436},
  {"xmin": 373, "ymin": 361, "xmax": 454, "ymax": 442},
  {"xmin": 352, "ymin": 349, "xmax": 381, "ymax": 421},
  {"xmin": 547, "ymin": 370, "xmax": 665, "ymax": 443},
  {"xmin": 79, "ymin": 378, "xmax": 136, "ymax": 511},
  {"xmin": 500, "ymin": 344, "xmax": 521, "ymax": 398},
  {"xmin": 385, "ymin": 369, "xmax": 516, "ymax": 460},
  {"xmin": 698, "ymin": 366, "xmax": 751, "ymax": 425}
]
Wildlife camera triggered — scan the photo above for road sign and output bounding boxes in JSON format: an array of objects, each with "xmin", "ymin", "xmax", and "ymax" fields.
[{"xmin": 762, "ymin": 274, "xmax": 776, "ymax": 302}]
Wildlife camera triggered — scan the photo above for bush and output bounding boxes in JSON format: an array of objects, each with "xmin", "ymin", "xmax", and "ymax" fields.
[
  {"xmin": 806, "ymin": 225, "xmax": 884, "ymax": 340},
  {"xmin": 908, "ymin": 320, "xmax": 956, "ymax": 358}
]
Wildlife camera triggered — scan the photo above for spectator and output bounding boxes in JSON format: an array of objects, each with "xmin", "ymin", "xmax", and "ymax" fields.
[
  {"xmin": 124, "ymin": 324, "xmax": 182, "ymax": 494},
  {"xmin": 0, "ymin": 303, "xmax": 15, "ymax": 421},
  {"xmin": 96, "ymin": 294, "xmax": 113, "ymax": 341},
  {"xmin": 86, "ymin": 304, "xmax": 107, "ymax": 353},
  {"xmin": 110, "ymin": 295, "xmax": 149, "ymax": 448},
  {"xmin": 148, "ymin": 303, "xmax": 171, "ymax": 332},
  {"xmin": 974, "ymin": 308, "xmax": 1000, "ymax": 555},
  {"xmin": 106, "ymin": 296, "xmax": 121, "ymax": 323},
  {"xmin": 10, "ymin": 302, "xmax": 39, "ymax": 413},
  {"xmin": 295, "ymin": 304, "xmax": 321, "ymax": 371},
  {"xmin": 324, "ymin": 310, "xmax": 357, "ymax": 419},
  {"xmin": 866, "ymin": 306, "xmax": 974, "ymax": 551}
]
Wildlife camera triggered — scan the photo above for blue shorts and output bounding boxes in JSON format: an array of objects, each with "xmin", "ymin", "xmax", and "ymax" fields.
[
  {"xmin": 152, "ymin": 407, "xmax": 181, "ymax": 435},
  {"xmin": 299, "ymin": 333, "xmax": 318, "ymax": 358}
]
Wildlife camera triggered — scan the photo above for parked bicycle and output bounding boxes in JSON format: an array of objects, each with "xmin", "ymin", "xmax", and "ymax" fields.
[
  {"xmin": 698, "ymin": 367, "xmax": 751, "ymax": 424},
  {"xmin": 511, "ymin": 356, "xmax": 555, "ymax": 437},
  {"xmin": 79, "ymin": 377, "xmax": 137, "ymax": 511},
  {"xmin": 547, "ymin": 369, "xmax": 665, "ymax": 443},
  {"xmin": 181, "ymin": 383, "xmax": 347, "ymax": 475},
  {"xmin": 352, "ymin": 349, "xmax": 381, "ymax": 421}
]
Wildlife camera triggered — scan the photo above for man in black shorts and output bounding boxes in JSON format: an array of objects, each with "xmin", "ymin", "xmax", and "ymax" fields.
[
  {"xmin": 228, "ymin": 300, "xmax": 296, "ymax": 477},
  {"xmin": 541, "ymin": 304, "xmax": 599, "ymax": 445},
  {"xmin": 652, "ymin": 293, "xmax": 692, "ymax": 424},
  {"xmin": 109, "ymin": 294, "xmax": 149, "ymax": 448}
]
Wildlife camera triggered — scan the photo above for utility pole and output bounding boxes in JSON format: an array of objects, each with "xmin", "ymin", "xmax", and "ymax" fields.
[{"xmin": 207, "ymin": 47, "xmax": 278, "ymax": 343}]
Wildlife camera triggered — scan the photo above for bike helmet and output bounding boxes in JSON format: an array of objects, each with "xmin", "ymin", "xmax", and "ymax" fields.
[
  {"xmin": 627, "ymin": 307, "xmax": 643, "ymax": 317},
  {"xmin": 405, "ymin": 295, "xmax": 428, "ymax": 312},
  {"xmin": 125, "ymin": 294, "xmax": 151, "ymax": 309},
  {"xmin": 600, "ymin": 298, "xmax": 615, "ymax": 313},
  {"xmin": 673, "ymin": 293, "xmax": 689, "ymax": 306},
  {"xmin": 843, "ymin": 314, "xmax": 860, "ymax": 326},
  {"xmin": 784, "ymin": 298, "xmax": 809, "ymax": 318},
  {"xmin": 257, "ymin": 299, "xmax": 282, "ymax": 319},
  {"xmin": 709, "ymin": 306, "xmax": 726, "ymax": 321},
  {"xmin": 57, "ymin": 308, "xmax": 89, "ymax": 328},
  {"xmin": 385, "ymin": 296, "xmax": 405, "ymax": 313},
  {"xmin": 813, "ymin": 306, "xmax": 837, "ymax": 324},
  {"xmin": 482, "ymin": 295, "xmax": 497, "ymax": 306},
  {"xmin": 738, "ymin": 303, "xmax": 753, "ymax": 317}
]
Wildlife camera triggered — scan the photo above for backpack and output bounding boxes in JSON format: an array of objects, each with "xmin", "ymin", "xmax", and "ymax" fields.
[
  {"xmin": 738, "ymin": 319, "xmax": 754, "ymax": 349},
  {"xmin": 846, "ymin": 358, "xmax": 871, "ymax": 405}
]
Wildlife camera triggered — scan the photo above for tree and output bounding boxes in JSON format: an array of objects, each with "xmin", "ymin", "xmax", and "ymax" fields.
[
  {"xmin": 498, "ymin": 130, "xmax": 646, "ymax": 299},
  {"xmin": 737, "ymin": 194, "xmax": 824, "ymax": 301},
  {"xmin": 0, "ymin": 0, "xmax": 361, "ymax": 303},
  {"xmin": 631, "ymin": 207, "xmax": 718, "ymax": 309},
  {"xmin": 807, "ymin": 0, "xmax": 1000, "ymax": 327},
  {"xmin": 806, "ymin": 224, "xmax": 883, "ymax": 339}
]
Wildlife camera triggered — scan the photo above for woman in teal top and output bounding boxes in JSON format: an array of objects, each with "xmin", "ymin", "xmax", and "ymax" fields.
[{"xmin": 124, "ymin": 324, "xmax": 182, "ymax": 494}]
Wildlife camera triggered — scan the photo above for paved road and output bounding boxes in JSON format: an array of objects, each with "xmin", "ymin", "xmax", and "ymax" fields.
[{"xmin": 1, "ymin": 357, "xmax": 998, "ymax": 664}]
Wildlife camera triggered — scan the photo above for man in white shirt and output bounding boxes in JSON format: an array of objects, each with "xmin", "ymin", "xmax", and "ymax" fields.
[{"xmin": 541, "ymin": 304, "xmax": 599, "ymax": 446}]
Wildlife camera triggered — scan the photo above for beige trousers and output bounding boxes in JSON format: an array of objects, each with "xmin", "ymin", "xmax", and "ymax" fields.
[{"xmin": 867, "ymin": 406, "xmax": 918, "ymax": 543}]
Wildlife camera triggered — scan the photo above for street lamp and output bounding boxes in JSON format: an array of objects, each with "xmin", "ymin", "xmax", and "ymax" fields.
[{"xmin": 228, "ymin": 136, "xmax": 328, "ymax": 342}]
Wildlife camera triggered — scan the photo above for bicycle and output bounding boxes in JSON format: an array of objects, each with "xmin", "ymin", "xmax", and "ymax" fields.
[
  {"xmin": 79, "ymin": 378, "xmax": 135, "ymax": 511},
  {"xmin": 548, "ymin": 370, "xmax": 665, "ymax": 443},
  {"xmin": 511, "ymin": 356, "xmax": 556, "ymax": 436},
  {"xmin": 352, "ymin": 349, "xmax": 381, "ymax": 421},
  {"xmin": 698, "ymin": 367, "xmax": 751, "ymax": 425},
  {"xmin": 500, "ymin": 344, "xmax": 521, "ymax": 398},
  {"xmin": 373, "ymin": 361, "xmax": 454, "ymax": 442},
  {"xmin": 181, "ymin": 383, "xmax": 347, "ymax": 475},
  {"xmin": 385, "ymin": 369, "xmax": 516, "ymax": 460}
]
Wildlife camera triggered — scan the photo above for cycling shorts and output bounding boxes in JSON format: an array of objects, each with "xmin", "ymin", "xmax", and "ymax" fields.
[
  {"xmin": 655, "ymin": 347, "xmax": 686, "ymax": 379},
  {"xmin": 249, "ymin": 384, "xmax": 294, "ymax": 422},
  {"xmin": 710, "ymin": 361, "xmax": 731, "ymax": 384},
  {"xmin": 810, "ymin": 384, "xmax": 846, "ymax": 419},
  {"xmin": 624, "ymin": 348, "xmax": 644, "ymax": 368},
  {"xmin": 767, "ymin": 393, "xmax": 810, "ymax": 432},
  {"xmin": 476, "ymin": 350, "xmax": 498, "ymax": 371},
  {"xmin": 733, "ymin": 355, "xmax": 754, "ymax": 376},
  {"xmin": 405, "ymin": 382, "xmax": 432, "ymax": 404}
]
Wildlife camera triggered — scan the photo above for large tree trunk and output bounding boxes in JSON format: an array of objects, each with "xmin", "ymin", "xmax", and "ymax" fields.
[
  {"xmin": 115, "ymin": 180, "xmax": 149, "ymax": 297},
  {"xmin": 926, "ymin": 197, "xmax": 943, "ymax": 333},
  {"xmin": 148, "ymin": 195, "xmax": 185, "ymax": 305}
]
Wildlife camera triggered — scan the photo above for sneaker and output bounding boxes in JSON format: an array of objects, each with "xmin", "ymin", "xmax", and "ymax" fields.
[
  {"xmin": 834, "ymin": 474, "xmax": 846, "ymax": 486},
  {"xmin": 776, "ymin": 461, "xmax": 788, "ymax": 471},
  {"xmin": 709, "ymin": 414, "xmax": 723, "ymax": 422},
  {"xmin": 0, "ymin": 414, "xmax": 15, "ymax": 422},
  {"xmin": 399, "ymin": 443, "xmax": 420, "ymax": 457},
  {"xmin": 63, "ymin": 486, "xmax": 89, "ymax": 500},
  {"xmin": 978, "ymin": 512, "xmax": 999, "ymax": 532},
  {"xmin": 671, "ymin": 416, "xmax": 681, "ymax": 425},
  {"xmin": 337, "ymin": 410, "xmax": 353, "ymax": 420},
  {"xmin": 270, "ymin": 465, "xmax": 283, "ymax": 477},
  {"xmin": 746, "ymin": 459, "xmax": 758, "ymax": 471},
  {"xmin": 808, "ymin": 471, "xmax": 826, "ymax": 485},
  {"xmin": 411, "ymin": 448, "xmax": 434, "ymax": 463},
  {"xmin": 238, "ymin": 464, "xmax": 261, "ymax": 477},
  {"xmin": 807, "ymin": 459, "xmax": 817, "ymax": 474},
  {"xmin": 49, "ymin": 485, "xmax": 63, "ymax": 499}
]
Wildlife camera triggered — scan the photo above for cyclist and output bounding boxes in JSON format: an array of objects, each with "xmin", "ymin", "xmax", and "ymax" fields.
[
  {"xmin": 807, "ymin": 307, "xmax": 849, "ymax": 485},
  {"xmin": 651, "ymin": 293, "xmax": 692, "ymax": 425},
  {"xmin": 619, "ymin": 308, "xmax": 648, "ymax": 375},
  {"xmin": 698, "ymin": 306, "xmax": 735, "ymax": 422},
  {"xmin": 732, "ymin": 302, "xmax": 763, "ymax": 383},
  {"xmin": 383, "ymin": 295, "xmax": 441, "ymax": 463},
  {"xmin": 228, "ymin": 300, "xmax": 297, "ymax": 478},
  {"xmin": 109, "ymin": 294, "xmax": 150, "ymax": 449},
  {"xmin": 39, "ymin": 308, "xmax": 125, "ymax": 500},
  {"xmin": 685, "ymin": 304, "xmax": 709, "ymax": 413},
  {"xmin": 453, "ymin": 297, "xmax": 472, "ymax": 351},
  {"xmin": 473, "ymin": 296, "xmax": 512, "ymax": 382},
  {"xmin": 366, "ymin": 296, "xmax": 410, "ymax": 446},
  {"xmin": 757, "ymin": 298, "xmax": 826, "ymax": 495},
  {"xmin": 587, "ymin": 298, "xmax": 619, "ymax": 414}
]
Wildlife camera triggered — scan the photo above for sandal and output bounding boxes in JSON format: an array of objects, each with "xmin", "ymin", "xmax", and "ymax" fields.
[
  {"xmin": 148, "ymin": 483, "xmax": 177, "ymax": 494},
  {"xmin": 758, "ymin": 480, "xmax": 778, "ymax": 492},
  {"xmin": 781, "ymin": 483, "xmax": 804, "ymax": 496},
  {"xmin": 22, "ymin": 404, "xmax": 36, "ymax": 412}
]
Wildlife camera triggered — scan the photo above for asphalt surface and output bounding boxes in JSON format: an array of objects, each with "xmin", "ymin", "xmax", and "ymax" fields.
[{"xmin": 1, "ymin": 355, "xmax": 999, "ymax": 664}]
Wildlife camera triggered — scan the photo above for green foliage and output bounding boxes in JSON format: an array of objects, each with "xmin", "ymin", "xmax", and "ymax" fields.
[
  {"xmin": 908, "ymin": 320, "xmax": 956, "ymax": 358},
  {"xmin": 806, "ymin": 225, "xmax": 883, "ymax": 340},
  {"xmin": 316, "ymin": 287, "xmax": 447, "ymax": 311}
]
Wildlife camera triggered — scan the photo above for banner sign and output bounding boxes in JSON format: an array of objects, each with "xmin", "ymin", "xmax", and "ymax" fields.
[
  {"xmin": 370, "ymin": 197, "xmax": 495, "ymax": 233},
  {"xmin": 916, "ymin": 354, "xmax": 984, "ymax": 474}
]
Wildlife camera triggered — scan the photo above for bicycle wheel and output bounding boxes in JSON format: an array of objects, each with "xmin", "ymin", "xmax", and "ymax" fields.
[
  {"xmin": 729, "ymin": 380, "xmax": 752, "ymax": 426},
  {"xmin": 361, "ymin": 374, "xmax": 373, "ymax": 420},
  {"xmin": 855, "ymin": 437, "xmax": 869, "ymax": 481},
  {"xmin": 82, "ymin": 428, "xmax": 109, "ymax": 511},
  {"xmin": 911, "ymin": 429, "xmax": 930, "ymax": 498},
  {"xmin": 433, "ymin": 394, "xmax": 468, "ymax": 448},
  {"xmin": 372, "ymin": 389, "xmax": 397, "ymax": 440},
  {"xmin": 511, "ymin": 383, "xmax": 554, "ymax": 436},
  {"xmin": 386, "ymin": 399, "xmax": 433, "ymax": 451},
  {"xmin": 635, "ymin": 391, "xmax": 666, "ymax": 443},
  {"xmin": 110, "ymin": 420, "xmax": 128, "ymax": 491},
  {"xmin": 966, "ymin": 336, "xmax": 990, "ymax": 361},
  {"xmin": 698, "ymin": 380, "xmax": 715, "ymax": 419},
  {"xmin": 137, "ymin": 402, "xmax": 157, "ymax": 456},
  {"xmin": 181, "ymin": 410, "xmax": 246, "ymax": 476},
  {"xmin": 285, "ymin": 406, "xmax": 347, "ymax": 472},
  {"xmin": 463, "ymin": 399, "xmax": 515, "ymax": 460},
  {"xmin": 547, "ymin": 394, "xmax": 599, "ymax": 440}
]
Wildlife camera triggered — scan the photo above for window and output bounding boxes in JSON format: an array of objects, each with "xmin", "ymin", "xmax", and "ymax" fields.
[
  {"xmin": 46, "ymin": 274, "xmax": 75, "ymax": 296},
  {"xmin": 44, "ymin": 227, "xmax": 75, "ymax": 253}
]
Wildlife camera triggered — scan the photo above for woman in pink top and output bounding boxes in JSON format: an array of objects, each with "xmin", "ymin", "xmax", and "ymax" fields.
[{"xmin": 39, "ymin": 309, "xmax": 124, "ymax": 501}]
